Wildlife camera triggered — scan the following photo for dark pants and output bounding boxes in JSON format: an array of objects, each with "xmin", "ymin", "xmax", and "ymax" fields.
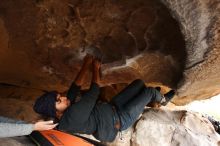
[{"xmin": 112, "ymin": 79, "xmax": 163, "ymax": 130}]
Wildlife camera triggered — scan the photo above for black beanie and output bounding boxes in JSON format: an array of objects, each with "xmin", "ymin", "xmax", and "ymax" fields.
[{"xmin": 33, "ymin": 91, "xmax": 58, "ymax": 118}]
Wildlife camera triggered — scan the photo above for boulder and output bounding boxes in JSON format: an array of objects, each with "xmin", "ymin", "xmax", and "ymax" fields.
[{"xmin": 105, "ymin": 108, "xmax": 220, "ymax": 146}]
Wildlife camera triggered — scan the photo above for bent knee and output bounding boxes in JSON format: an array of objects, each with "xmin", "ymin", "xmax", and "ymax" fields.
[{"xmin": 132, "ymin": 79, "xmax": 145, "ymax": 86}]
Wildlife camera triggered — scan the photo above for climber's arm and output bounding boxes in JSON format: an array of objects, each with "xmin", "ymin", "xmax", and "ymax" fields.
[
  {"xmin": 74, "ymin": 55, "xmax": 93, "ymax": 86},
  {"xmin": 92, "ymin": 59, "xmax": 101, "ymax": 85},
  {"xmin": 67, "ymin": 55, "xmax": 93, "ymax": 102}
]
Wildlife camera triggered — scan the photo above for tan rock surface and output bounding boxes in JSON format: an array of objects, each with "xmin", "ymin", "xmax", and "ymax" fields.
[
  {"xmin": 160, "ymin": 0, "xmax": 220, "ymax": 104},
  {"xmin": 0, "ymin": 0, "xmax": 185, "ymax": 97},
  {"xmin": 0, "ymin": 0, "xmax": 219, "ymax": 105},
  {"xmin": 106, "ymin": 108, "xmax": 220, "ymax": 146}
]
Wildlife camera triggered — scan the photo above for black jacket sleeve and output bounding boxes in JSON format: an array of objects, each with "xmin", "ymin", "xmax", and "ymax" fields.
[{"xmin": 66, "ymin": 82, "xmax": 81, "ymax": 103}]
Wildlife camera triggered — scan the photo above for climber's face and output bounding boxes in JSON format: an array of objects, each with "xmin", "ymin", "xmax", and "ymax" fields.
[{"xmin": 55, "ymin": 94, "xmax": 70, "ymax": 113}]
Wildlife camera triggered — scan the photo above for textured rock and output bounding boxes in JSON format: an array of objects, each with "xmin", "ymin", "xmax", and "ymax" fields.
[
  {"xmin": 0, "ymin": 0, "xmax": 219, "ymax": 104},
  {"xmin": 105, "ymin": 108, "xmax": 220, "ymax": 146},
  {"xmin": 160, "ymin": 0, "xmax": 220, "ymax": 104},
  {"xmin": 0, "ymin": 0, "xmax": 185, "ymax": 93}
]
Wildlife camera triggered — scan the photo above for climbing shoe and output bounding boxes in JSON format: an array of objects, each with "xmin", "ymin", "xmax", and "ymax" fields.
[{"xmin": 161, "ymin": 89, "xmax": 175, "ymax": 106}]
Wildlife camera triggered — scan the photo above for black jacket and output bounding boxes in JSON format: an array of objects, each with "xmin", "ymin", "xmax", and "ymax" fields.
[{"xmin": 58, "ymin": 83, "xmax": 118, "ymax": 142}]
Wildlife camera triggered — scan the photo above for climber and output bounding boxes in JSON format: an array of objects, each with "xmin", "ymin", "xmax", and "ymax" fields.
[
  {"xmin": 33, "ymin": 54, "xmax": 175, "ymax": 142},
  {"xmin": 0, "ymin": 116, "xmax": 58, "ymax": 138}
]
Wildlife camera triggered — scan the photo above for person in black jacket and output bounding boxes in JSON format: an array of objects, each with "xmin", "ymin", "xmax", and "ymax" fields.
[{"xmin": 33, "ymin": 55, "xmax": 175, "ymax": 142}]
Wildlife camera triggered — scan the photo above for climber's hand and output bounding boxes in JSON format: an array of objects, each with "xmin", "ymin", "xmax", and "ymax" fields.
[
  {"xmin": 84, "ymin": 54, "xmax": 93, "ymax": 65},
  {"xmin": 33, "ymin": 120, "xmax": 58, "ymax": 131},
  {"xmin": 93, "ymin": 59, "xmax": 101, "ymax": 69}
]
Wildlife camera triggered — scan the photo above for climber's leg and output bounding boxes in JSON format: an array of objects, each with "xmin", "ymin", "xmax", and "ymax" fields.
[
  {"xmin": 118, "ymin": 87, "xmax": 163, "ymax": 130},
  {"xmin": 111, "ymin": 79, "xmax": 145, "ymax": 110}
]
